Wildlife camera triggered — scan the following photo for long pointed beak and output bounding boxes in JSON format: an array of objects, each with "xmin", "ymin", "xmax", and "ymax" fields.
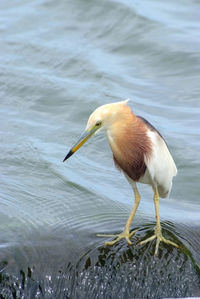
[{"xmin": 63, "ymin": 127, "xmax": 97, "ymax": 162}]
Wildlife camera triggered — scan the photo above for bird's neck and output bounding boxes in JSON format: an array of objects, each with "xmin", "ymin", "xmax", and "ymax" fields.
[
  {"xmin": 105, "ymin": 114, "xmax": 152, "ymax": 181},
  {"xmin": 105, "ymin": 112, "xmax": 138, "ymax": 157}
]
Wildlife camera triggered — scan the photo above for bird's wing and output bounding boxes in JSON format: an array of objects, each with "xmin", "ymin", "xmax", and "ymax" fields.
[{"xmin": 145, "ymin": 129, "xmax": 177, "ymax": 198}]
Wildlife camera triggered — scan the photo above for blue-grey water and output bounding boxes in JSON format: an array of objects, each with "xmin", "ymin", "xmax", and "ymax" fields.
[{"xmin": 0, "ymin": 0, "xmax": 200, "ymax": 298}]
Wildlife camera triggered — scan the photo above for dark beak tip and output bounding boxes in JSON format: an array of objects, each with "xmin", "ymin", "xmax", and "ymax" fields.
[
  {"xmin": 63, "ymin": 150, "xmax": 74, "ymax": 162},
  {"xmin": 63, "ymin": 156, "xmax": 68, "ymax": 163}
]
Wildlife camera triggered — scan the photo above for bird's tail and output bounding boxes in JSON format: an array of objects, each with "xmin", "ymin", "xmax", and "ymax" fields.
[{"xmin": 158, "ymin": 183, "xmax": 172, "ymax": 198}]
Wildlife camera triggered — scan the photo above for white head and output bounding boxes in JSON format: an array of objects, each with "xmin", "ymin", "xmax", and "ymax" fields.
[
  {"xmin": 85, "ymin": 99, "xmax": 129, "ymax": 131},
  {"xmin": 63, "ymin": 99, "xmax": 130, "ymax": 161}
]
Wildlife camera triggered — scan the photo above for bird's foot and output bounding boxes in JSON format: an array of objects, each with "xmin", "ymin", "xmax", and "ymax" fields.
[
  {"xmin": 97, "ymin": 229, "xmax": 137, "ymax": 246},
  {"xmin": 139, "ymin": 226, "xmax": 179, "ymax": 256}
]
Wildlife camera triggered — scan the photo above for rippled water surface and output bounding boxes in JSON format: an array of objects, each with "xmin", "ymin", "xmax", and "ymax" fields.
[{"xmin": 0, "ymin": 0, "xmax": 200, "ymax": 298}]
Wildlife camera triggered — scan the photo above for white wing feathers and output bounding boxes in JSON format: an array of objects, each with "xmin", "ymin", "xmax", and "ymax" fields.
[{"xmin": 145, "ymin": 130, "xmax": 177, "ymax": 198}]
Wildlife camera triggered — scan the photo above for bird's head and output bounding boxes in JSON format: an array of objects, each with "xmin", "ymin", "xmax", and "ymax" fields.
[{"xmin": 63, "ymin": 99, "xmax": 129, "ymax": 162}]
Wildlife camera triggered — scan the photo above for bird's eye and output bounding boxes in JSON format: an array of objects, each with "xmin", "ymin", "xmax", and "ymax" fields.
[{"xmin": 95, "ymin": 121, "xmax": 102, "ymax": 127}]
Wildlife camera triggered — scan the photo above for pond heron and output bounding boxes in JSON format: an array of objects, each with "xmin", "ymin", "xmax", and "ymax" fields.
[{"xmin": 63, "ymin": 100, "xmax": 178, "ymax": 255}]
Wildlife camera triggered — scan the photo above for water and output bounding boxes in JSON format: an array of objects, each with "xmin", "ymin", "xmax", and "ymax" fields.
[{"xmin": 0, "ymin": 0, "xmax": 200, "ymax": 297}]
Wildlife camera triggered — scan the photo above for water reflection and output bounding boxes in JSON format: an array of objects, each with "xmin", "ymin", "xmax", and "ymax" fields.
[
  {"xmin": 0, "ymin": 223, "xmax": 199, "ymax": 298},
  {"xmin": 63, "ymin": 224, "xmax": 200, "ymax": 299}
]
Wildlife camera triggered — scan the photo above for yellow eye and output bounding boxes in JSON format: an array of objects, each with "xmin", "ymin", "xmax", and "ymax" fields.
[{"xmin": 95, "ymin": 121, "xmax": 102, "ymax": 127}]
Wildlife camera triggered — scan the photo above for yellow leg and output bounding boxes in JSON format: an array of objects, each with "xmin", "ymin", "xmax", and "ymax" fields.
[
  {"xmin": 97, "ymin": 186, "xmax": 141, "ymax": 246},
  {"xmin": 139, "ymin": 187, "xmax": 179, "ymax": 255}
]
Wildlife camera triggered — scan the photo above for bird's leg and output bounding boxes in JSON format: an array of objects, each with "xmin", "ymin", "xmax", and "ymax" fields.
[
  {"xmin": 139, "ymin": 186, "xmax": 179, "ymax": 255},
  {"xmin": 97, "ymin": 186, "xmax": 140, "ymax": 246}
]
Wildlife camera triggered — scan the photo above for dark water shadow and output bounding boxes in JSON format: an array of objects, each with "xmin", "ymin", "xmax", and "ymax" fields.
[{"xmin": 0, "ymin": 223, "xmax": 200, "ymax": 299}]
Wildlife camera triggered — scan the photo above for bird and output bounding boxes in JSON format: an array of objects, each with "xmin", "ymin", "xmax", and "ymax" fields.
[{"xmin": 63, "ymin": 99, "xmax": 178, "ymax": 255}]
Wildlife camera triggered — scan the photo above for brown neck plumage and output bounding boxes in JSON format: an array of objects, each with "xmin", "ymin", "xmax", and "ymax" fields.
[{"xmin": 109, "ymin": 110, "xmax": 152, "ymax": 181}]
